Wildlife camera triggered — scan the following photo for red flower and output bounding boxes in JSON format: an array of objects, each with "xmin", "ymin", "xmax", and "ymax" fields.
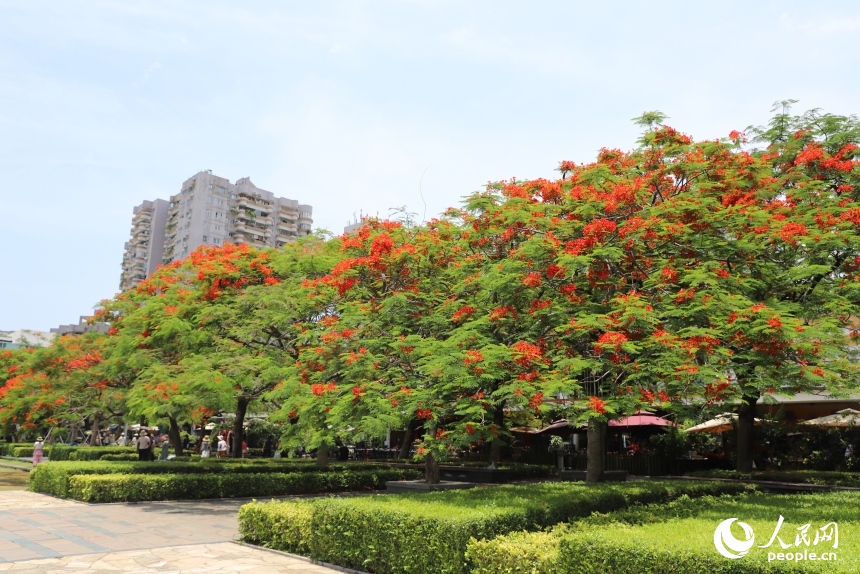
[{"xmin": 588, "ymin": 396, "xmax": 606, "ymax": 414}]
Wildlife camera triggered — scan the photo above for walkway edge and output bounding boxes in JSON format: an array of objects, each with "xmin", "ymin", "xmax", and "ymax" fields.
[{"xmin": 231, "ymin": 540, "xmax": 373, "ymax": 574}]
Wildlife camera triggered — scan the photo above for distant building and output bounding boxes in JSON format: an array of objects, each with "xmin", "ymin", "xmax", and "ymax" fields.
[
  {"xmin": 119, "ymin": 199, "xmax": 169, "ymax": 291},
  {"xmin": 50, "ymin": 316, "xmax": 110, "ymax": 337},
  {"xmin": 0, "ymin": 330, "xmax": 55, "ymax": 350},
  {"xmin": 119, "ymin": 172, "xmax": 314, "ymax": 290}
]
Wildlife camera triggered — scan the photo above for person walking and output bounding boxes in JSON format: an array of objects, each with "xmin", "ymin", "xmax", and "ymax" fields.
[
  {"xmin": 217, "ymin": 435, "xmax": 228, "ymax": 458},
  {"xmin": 32, "ymin": 436, "xmax": 45, "ymax": 465},
  {"xmin": 137, "ymin": 432, "xmax": 151, "ymax": 461},
  {"xmin": 200, "ymin": 435, "xmax": 212, "ymax": 458},
  {"xmin": 160, "ymin": 436, "xmax": 170, "ymax": 461}
]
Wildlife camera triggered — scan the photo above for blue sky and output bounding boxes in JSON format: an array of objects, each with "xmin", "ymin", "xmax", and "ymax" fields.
[{"xmin": 2, "ymin": 1, "xmax": 860, "ymax": 331}]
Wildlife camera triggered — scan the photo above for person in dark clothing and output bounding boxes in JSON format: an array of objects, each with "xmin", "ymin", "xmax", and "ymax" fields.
[{"xmin": 262, "ymin": 437, "xmax": 273, "ymax": 457}]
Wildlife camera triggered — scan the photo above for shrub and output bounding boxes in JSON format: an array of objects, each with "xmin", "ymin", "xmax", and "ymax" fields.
[
  {"xmin": 66, "ymin": 468, "xmax": 421, "ymax": 503},
  {"xmin": 48, "ymin": 445, "xmax": 72, "ymax": 461},
  {"xmin": 687, "ymin": 469, "xmax": 860, "ymax": 487},
  {"xmin": 29, "ymin": 460, "xmax": 399, "ymax": 498},
  {"xmin": 468, "ymin": 491, "xmax": 860, "ymax": 574},
  {"xmin": 240, "ymin": 480, "xmax": 753, "ymax": 574},
  {"xmin": 68, "ymin": 447, "xmax": 137, "ymax": 461},
  {"xmin": 10, "ymin": 446, "xmax": 52, "ymax": 458}
]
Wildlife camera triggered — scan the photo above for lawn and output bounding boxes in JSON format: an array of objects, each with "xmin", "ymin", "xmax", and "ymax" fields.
[
  {"xmin": 468, "ymin": 490, "xmax": 860, "ymax": 573},
  {"xmin": 0, "ymin": 467, "xmax": 29, "ymax": 490}
]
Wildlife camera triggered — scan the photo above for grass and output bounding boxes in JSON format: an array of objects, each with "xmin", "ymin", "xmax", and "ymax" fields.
[
  {"xmin": 467, "ymin": 490, "xmax": 860, "ymax": 573},
  {"xmin": 0, "ymin": 459, "xmax": 34, "ymax": 469},
  {"xmin": 0, "ymin": 467, "xmax": 29, "ymax": 490}
]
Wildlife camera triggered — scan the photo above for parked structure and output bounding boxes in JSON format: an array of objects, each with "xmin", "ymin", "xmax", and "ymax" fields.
[{"xmin": 119, "ymin": 172, "xmax": 313, "ymax": 290}]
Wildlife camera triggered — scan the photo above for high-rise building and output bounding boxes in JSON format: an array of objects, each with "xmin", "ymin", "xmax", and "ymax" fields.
[
  {"xmin": 119, "ymin": 172, "xmax": 313, "ymax": 290},
  {"xmin": 119, "ymin": 199, "xmax": 169, "ymax": 291}
]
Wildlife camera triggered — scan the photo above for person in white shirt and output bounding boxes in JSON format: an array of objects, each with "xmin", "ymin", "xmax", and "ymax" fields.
[
  {"xmin": 32, "ymin": 437, "xmax": 45, "ymax": 465},
  {"xmin": 217, "ymin": 436, "xmax": 228, "ymax": 458},
  {"xmin": 137, "ymin": 433, "xmax": 152, "ymax": 461}
]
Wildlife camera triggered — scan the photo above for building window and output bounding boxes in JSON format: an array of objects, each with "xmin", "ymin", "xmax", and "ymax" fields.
[
  {"xmin": 203, "ymin": 222, "xmax": 209, "ymax": 228},
  {"xmin": 214, "ymin": 237, "xmax": 221, "ymax": 244},
  {"xmin": 208, "ymin": 183, "xmax": 213, "ymax": 190},
  {"xmin": 217, "ymin": 200, "xmax": 224, "ymax": 206},
  {"xmin": 205, "ymin": 210, "xmax": 210, "ymax": 216},
  {"xmin": 218, "ymin": 186, "xmax": 226, "ymax": 194},
  {"xmin": 216, "ymin": 212, "xmax": 222, "ymax": 218},
  {"xmin": 214, "ymin": 225, "xmax": 221, "ymax": 231},
  {"xmin": 202, "ymin": 235, "xmax": 208, "ymax": 242},
  {"xmin": 207, "ymin": 197, "xmax": 211, "ymax": 203},
  {"xmin": 231, "ymin": 194, "xmax": 237, "ymax": 199}
]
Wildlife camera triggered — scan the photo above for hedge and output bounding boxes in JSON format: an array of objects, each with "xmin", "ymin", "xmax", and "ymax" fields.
[
  {"xmin": 239, "ymin": 480, "xmax": 754, "ymax": 574},
  {"xmin": 467, "ymin": 490, "xmax": 860, "ymax": 574},
  {"xmin": 688, "ymin": 469, "xmax": 860, "ymax": 487},
  {"xmin": 0, "ymin": 443, "xmax": 52, "ymax": 457},
  {"xmin": 30, "ymin": 460, "xmax": 396, "ymax": 498},
  {"xmin": 67, "ymin": 468, "xmax": 421, "ymax": 503}
]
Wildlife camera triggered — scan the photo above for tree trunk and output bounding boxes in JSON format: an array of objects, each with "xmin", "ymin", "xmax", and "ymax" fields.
[
  {"xmin": 425, "ymin": 420, "xmax": 440, "ymax": 484},
  {"xmin": 90, "ymin": 412, "xmax": 100, "ymax": 447},
  {"xmin": 168, "ymin": 415, "xmax": 183, "ymax": 456},
  {"xmin": 586, "ymin": 419, "xmax": 607, "ymax": 483},
  {"xmin": 399, "ymin": 418, "xmax": 417, "ymax": 459},
  {"xmin": 425, "ymin": 452, "xmax": 440, "ymax": 484},
  {"xmin": 736, "ymin": 393, "xmax": 759, "ymax": 473},
  {"xmin": 232, "ymin": 397, "xmax": 249, "ymax": 458},
  {"xmin": 489, "ymin": 408, "xmax": 505, "ymax": 465},
  {"xmin": 316, "ymin": 446, "xmax": 329, "ymax": 466}
]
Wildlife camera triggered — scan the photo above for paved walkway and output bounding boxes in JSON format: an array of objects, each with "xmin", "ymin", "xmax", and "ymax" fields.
[{"xmin": 0, "ymin": 491, "xmax": 338, "ymax": 573}]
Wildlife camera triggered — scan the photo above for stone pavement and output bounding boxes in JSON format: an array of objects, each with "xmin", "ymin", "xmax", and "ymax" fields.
[{"xmin": 0, "ymin": 491, "xmax": 340, "ymax": 573}]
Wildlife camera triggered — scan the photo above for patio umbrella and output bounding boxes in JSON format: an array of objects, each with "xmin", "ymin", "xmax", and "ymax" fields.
[
  {"xmin": 799, "ymin": 409, "xmax": 860, "ymax": 428},
  {"xmin": 609, "ymin": 414, "xmax": 677, "ymax": 427},
  {"xmin": 685, "ymin": 413, "xmax": 762, "ymax": 433}
]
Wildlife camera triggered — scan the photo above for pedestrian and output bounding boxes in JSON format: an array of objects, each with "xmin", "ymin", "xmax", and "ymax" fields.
[
  {"xmin": 846, "ymin": 443, "xmax": 855, "ymax": 459},
  {"xmin": 201, "ymin": 435, "xmax": 212, "ymax": 458},
  {"xmin": 262, "ymin": 437, "xmax": 272, "ymax": 458},
  {"xmin": 32, "ymin": 436, "xmax": 44, "ymax": 465},
  {"xmin": 131, "ymin": 433, "xmax": 139, "ymax": 449},
  {"xmin": 217, "ymin": 435, "xmax": 228, "ymax": 458},
  {"xmin": 117, "ymin": 433, "xmax": 128, "ymax": 447},
  {"xmin": 137, "ymin": 432, "xmax": 151, "ymax": 461},
  {"xmin": 160, "ymin": 436, "xmax": 170, "ymax": 461},
  {"xmin": 242, "ymin": 440, "xmax": 249, "ymax": 458}
]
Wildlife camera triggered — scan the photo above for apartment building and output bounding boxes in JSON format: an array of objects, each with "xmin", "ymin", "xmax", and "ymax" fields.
[
  {"xmin": 119, "ymin": 199, "xmax": 169, "ymax": 291},
  {"xmin": 119, "ymin": 172, "xmax": 313, "ymax": 290}
]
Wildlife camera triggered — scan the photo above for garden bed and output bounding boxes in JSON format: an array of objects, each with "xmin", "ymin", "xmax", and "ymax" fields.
[
  {"xmin": 30, "ymin": 460, "xmax": 399, "ymax": 498},
  {"xmin": 467, "ymin": 490, "xmax": 860, "ymax": 573},
  {"xmin": 239, "ymin": 480, "xmax": 753, "ymax": 574},
  {"xmin": 688, "ymin": 469, "xmax": 860, "ymax": 488},
  {"xmin": 65, "ymin": 467, "xmax": 421, "ymax": 502}
]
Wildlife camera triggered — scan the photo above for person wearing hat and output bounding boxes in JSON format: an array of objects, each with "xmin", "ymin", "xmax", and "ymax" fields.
[
  {"xmin": 32, "ymin": 436, "xmax": 45, "ymax": 465},
  {"xmin": 201, "ymin": 435, "xmax": 212, "ymax": 458},
  {"xmin": 137, "ymin": 431, "xmax": 152, "ymax": 461}
]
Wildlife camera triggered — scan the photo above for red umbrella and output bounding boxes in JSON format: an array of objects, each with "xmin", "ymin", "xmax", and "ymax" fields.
[{"xmin": 608, "ymin": 414, "xmax": 676, "ymax": 427}]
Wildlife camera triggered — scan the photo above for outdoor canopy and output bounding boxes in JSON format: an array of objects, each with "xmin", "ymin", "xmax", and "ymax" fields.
[
  {"xmin": 799, "ymin": 408, "xmax": 860, "ymax": 428},
  {"xmin": 685, "ymin": 413, "xmax": 762, "ymax": 434}
]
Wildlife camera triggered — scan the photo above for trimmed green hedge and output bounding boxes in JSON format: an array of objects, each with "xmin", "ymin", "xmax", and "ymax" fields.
[
  {"xmin": 239, "ymin": 480, "xmax": 754, "ymax": 574},
  {"xmin": 67, "ymin": 468, "xmax": 421, "ymax": 502},
  {"xmin": 467, "ymin": 491, "xmax": 860, "ymax": 574},
  {"xmin": 30, "ymin": 460, "xmax": 397, "ymax": 498},
  {"xmin": 0, "ymin": 443, "xmax": 52, "ymax": 457},
  {"xmin": 688, "ymin": 469, "xmax": 860, "ymax": 487}
]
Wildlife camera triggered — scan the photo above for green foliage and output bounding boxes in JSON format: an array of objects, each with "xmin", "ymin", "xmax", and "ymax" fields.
[
  {"xmin": 29, "ymin": 460, "xmax": 399, "ymax": 498},
  {"xmin": 688, "ymin": 469, "xmax": 860, "ymax": 487},
  {"xmin": 66, "ymin": 467, "xmax": 421, "ymax": 503},
  {"xmin": 0, "ymin": 444, "xmax": 52, "ymax": 457},
  {"xmin": 67, "ymin": 447, "xmax": 137, "ymax": 460},
  {"xmin": 47, "ymin": 445, "xmax": 72, "ymax": 461},
  {"xmin": 239, "ymin": 480, "xmax": 752, "ymax": 574},
  {"xmin": 467, "ymin": 491, "xmax": 858, "ymax": 573}
]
